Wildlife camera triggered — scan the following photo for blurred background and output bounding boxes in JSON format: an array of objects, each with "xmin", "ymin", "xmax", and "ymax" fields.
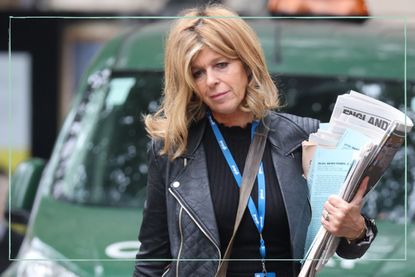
[{"xmin": 1, "ymin": 0, "xmax": 415, "ymax": 276}]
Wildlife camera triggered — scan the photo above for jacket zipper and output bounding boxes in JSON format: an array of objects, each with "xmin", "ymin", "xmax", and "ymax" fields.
[
  {"xmin": 168, "ymin": 188, "xmax": 222, "ymax": 273},
  {"xmin": 176, "ymin": 207, "xmax": 184, "ymax": 277},
  {"xmin": 161, "ymin": 267, "xmax": 170, "ymax": 277}
]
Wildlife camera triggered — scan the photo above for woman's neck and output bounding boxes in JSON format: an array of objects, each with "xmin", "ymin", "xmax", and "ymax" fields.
[{"xmin": 211, "ymin": 110, "xmax": 253, "ymax": 128}]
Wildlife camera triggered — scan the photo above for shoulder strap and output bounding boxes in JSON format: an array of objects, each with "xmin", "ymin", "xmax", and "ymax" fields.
[{"xmin": 216, "ymin": 116, "xmax": 270, "ymax": 277}]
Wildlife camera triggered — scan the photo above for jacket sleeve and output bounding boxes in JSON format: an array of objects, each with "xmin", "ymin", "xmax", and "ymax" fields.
[
  {"xmin": 336, "ymin": 215, "xmax": 377, "ymax": 259},
  {"xmin": 133, "ymin": 141, "xmax": 171, "ymax": 277}
]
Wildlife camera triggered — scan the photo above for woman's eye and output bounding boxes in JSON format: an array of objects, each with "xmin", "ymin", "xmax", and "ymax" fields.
[
  {"xmin": 192, "ymin": 70, "xmax": 202, "ymax": 79},
  {"xmin": 216, "ymin": 62, "xmax": 228, "ymax": 69}
]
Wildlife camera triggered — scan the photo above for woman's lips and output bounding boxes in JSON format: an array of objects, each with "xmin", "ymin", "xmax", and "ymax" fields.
[{"xmin": 210, "ymin": 90, "xmax": 229, "ymax": 100}]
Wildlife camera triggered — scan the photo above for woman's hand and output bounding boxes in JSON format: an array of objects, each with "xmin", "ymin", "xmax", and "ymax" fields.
[{"xmin": 321, "ymin": 177, "xmax": 369, "ymax": 241}]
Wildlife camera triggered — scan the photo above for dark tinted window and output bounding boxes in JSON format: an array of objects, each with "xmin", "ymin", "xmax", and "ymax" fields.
[{"xmin": 50, "ymin": 71, "xmax": 162, "ymax": 208}]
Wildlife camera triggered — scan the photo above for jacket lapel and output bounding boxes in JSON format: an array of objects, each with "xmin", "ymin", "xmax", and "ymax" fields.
[
  {"xmin": 270, "ymin": 146, "xmax": 311, "ymax": 259},
  {"xmin": 169, "ymin": 119, "xmax": 221, "ymax": 247},
  {"xmin": 267, "ymin": 113, "xmax": 312, "ymax": 259}
]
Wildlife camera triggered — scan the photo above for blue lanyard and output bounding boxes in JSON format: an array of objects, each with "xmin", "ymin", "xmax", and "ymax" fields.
[{"xmin": 207, "ymin": 114, "xmax": 267, "ymax": 260}]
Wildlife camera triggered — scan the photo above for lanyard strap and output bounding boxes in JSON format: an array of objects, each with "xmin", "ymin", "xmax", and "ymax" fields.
[{"xmin": 207, "ymin": 114, "xmax": 267, "ymax": 260}]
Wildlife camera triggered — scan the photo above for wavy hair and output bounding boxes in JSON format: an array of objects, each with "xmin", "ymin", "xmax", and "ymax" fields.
[{"xmin": 144, "ymin": 4, "xmax": 280, "ymax": 159}]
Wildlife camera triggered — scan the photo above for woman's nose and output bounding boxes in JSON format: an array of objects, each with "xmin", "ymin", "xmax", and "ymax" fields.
[{"xmin": 206, "ymin": 69, "xmax": 219, "ymax": 87}]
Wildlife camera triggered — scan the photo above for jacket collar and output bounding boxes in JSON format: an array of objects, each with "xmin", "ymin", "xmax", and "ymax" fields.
[{"xmin": 182, "ymin": 117, "xmax": 207, "ymax": 159}]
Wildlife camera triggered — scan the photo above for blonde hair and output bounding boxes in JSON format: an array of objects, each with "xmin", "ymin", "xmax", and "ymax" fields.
[{"xmin": 144, "ymin": 4, "xmax": 280, "ymax": 159}]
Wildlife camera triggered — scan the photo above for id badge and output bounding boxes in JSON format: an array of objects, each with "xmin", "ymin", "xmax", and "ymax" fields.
[{"xmin": 254, "ymin": 273, "xmax": 276, "ymax": 277}]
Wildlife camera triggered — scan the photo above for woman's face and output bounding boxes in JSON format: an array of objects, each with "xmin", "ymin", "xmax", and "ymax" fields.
[{"xmin": 190, "ymin": 47, "xmax": 250, "ymax": 125}]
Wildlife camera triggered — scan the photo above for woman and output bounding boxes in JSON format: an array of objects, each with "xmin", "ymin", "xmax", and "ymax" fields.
[{"xmin": 134, "ymin": 5, "xmax": 376, "ymax": 277}]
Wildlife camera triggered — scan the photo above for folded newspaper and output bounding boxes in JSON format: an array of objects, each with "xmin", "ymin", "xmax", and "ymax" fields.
[{"xmin": 299, "ymin": 90, "xmax": 413, "ymax": 277}]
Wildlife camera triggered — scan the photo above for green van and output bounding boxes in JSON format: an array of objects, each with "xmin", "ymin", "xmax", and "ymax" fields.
[{"xmin": 3, "ymin": 17, "xmax": 415, "ymax": 276}]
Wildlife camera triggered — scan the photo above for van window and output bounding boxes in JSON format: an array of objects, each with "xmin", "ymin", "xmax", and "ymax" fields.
[{"xmin": 50, "ymin": 71, "xmax": 162, "ymax": 208}]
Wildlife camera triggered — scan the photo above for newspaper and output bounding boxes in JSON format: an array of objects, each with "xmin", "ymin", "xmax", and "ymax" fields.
[{"xmin": 299, "ymin": 90, "xmax": 413, "ymax": 277}]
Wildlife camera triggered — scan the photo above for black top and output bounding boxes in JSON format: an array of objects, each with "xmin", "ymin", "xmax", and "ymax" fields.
[{"xmin": 203, "ymin": 119, "xmax": 293, "ymax": 277}]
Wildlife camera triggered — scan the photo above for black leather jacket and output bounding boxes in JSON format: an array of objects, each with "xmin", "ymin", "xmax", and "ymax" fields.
[{"xmin": 133, "ymin": 112, "xmax": 375, "ymax": 276}]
